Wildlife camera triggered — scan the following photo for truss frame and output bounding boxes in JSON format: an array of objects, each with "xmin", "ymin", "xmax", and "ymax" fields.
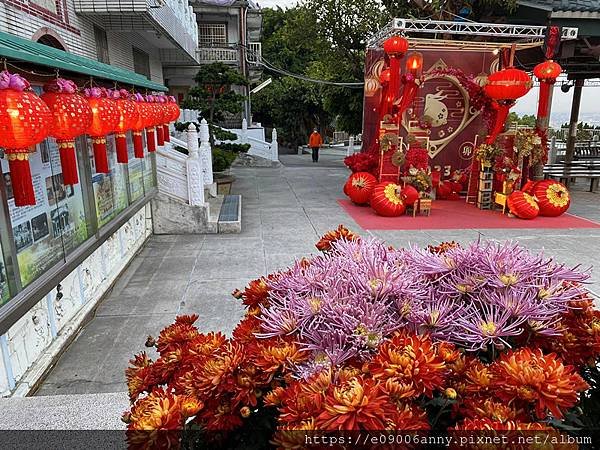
[{"xmin": 368, "ymin": 18, "xmax": 579, "ymax": 49}]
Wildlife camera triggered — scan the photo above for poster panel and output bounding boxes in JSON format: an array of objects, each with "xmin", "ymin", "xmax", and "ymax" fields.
[
  {"xmin": 90, "ymin": 134, "xmax": 129, "ymax": 228},
  {"xmin": 127, "ymin": 132, "xmax": 144, "ymax": 202},
  {"xmin": 0, "ymin": 138, "xmax": 88, "ymax": 286}
]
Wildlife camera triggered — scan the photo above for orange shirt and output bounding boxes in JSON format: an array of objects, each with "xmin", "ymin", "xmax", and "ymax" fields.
[{"xmin": 309, "ymin": 132, "xmax": 323, "ymax": 148}]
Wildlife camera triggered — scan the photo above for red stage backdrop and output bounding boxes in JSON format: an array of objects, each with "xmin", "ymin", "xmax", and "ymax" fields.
[{"xmin": 363, "ymin": 48, "xmax": 499, "ymax": 175}]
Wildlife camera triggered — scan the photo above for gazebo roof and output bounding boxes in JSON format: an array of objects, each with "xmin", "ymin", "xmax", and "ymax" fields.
[{"xmin": 520, "ymin": 0, "xmax": 600, "ymax": 13}]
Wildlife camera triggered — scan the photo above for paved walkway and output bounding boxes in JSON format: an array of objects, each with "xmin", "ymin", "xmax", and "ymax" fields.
[{"xmin": 36, "ymin": 151, "xmax": 600, "ymax": 395}]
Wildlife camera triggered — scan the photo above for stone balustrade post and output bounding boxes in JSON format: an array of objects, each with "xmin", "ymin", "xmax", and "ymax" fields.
[
  {"xmin": 199, "ymin": 119, "xmax": 214, "ymax": 186},
  {"xmin": 271, "ymin": 128, "xmax": 279, "ymax": 161},
  {"xmin": 186, "ymin": 123, "xmax": 205, "ymax": 206},
  {"xmin": 241, "ymin": 118, "xmax": 248, "ymax": 144}
]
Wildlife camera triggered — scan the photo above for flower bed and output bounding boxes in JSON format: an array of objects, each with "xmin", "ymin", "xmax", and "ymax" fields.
[{"xmin": 124, "ymin": 226, "xmax": 600, "ymax": 449}]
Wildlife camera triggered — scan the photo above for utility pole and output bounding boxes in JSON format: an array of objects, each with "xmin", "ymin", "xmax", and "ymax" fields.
[{"xmin": 239, "ymin": 0, "xmax": 250, "ymax": 125}]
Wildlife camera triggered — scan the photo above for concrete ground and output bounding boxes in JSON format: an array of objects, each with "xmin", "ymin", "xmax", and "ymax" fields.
[{"xmin": 35, "ymin": 149, "xmax": 600, "ymax": 396}]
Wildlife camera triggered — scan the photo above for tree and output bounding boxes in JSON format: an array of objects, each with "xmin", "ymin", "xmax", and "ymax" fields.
[
  {"xmin": 183, "ymin": 62, "xmax": 248, "ymax": 124},
  {"xmin": 508, "ymin": 112, "xmax": 537, "ymax": 127}
]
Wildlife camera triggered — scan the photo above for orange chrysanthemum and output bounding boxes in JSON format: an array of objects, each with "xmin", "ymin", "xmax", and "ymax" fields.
[
  {"xmin": 255, "ymin": 341, "xmax": 308, "ymax": 374},
  {"xmin": 316, "ymin": 376, "xmax": 391, "ymax": 430},
  {"xmin": 128, "ymin": 389, "xmax": 185, "ymax": 430},
  {"xmin": 271, "ymin": 419, "xmax": 317, "ymax": 450},
  {"xmin": 195, "ymin": 341, "xmax": 245, "ymax": 396},
  {"xmin": 315, "ymin": 225, "xmax": 360, "ymax": 252},
  {"xmin": 463, "ymin": 360, "xmax": 494, "ymax": 394},
  {"xmin": 368, "ymin": 332, "xmax": 447, "ymax": 398},
  {"xmin": 241, "ymin": 277, "xmax": 271, "ymax": 308},
  {"xmin": 156, "ymin": 314, "xmax": 200, "ymax": 354},
  {"xmin": 460, "ymin": 397, "xmax": 526, "ymax": 423},
  {"xmin": 491, "ymin": 348, "xmax": 589, "ymax": 419},
  {"xmin": 387, "ymin": 403, "xmax": 430, "ymax": 430}
]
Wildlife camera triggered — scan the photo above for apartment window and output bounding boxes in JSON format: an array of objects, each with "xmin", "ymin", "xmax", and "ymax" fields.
[
  {"xmin": 199, "ymin": 23, "xmax": 227, "ymax": 46},
  {"xmin": 132, "ymin": 47, "xmax": 151, "ymax": 78},
  {"xmin": 94, "ymin": 25, "xmax": 110, "ymax": 64},
  {"xmin": 30, "ymin": 0, "xmax": 57, "ymax": 14}
]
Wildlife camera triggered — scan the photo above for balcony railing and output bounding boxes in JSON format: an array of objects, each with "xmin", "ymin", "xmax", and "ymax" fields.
[
  {"xmin": 247, "ymin": 42, "xmax": 261, "ymax": 64},
  {"xmin": 197, "ymin": 46, "xmax": 238, "ymax": 63},
  {"xmin": 73, "ymin": 0, "xmax": 199, "ymax": 62}
]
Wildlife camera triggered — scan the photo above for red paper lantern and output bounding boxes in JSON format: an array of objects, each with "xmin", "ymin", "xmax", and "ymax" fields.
[
  {"xmin": 143, "ymin": 96, "xmax": 159, "ymax": 153},
  {"xmin": 131, "ymin": 93, "xmax": 147, "ymax": 158},
  {"xmin": 507, "ymin": 191, "xmax": 539, "ymax": 220},
  {"xmin": 85, "ymin": 88, "xmax": 120, "ymax": 173},
  {"xmin": 371, "ymin": 182, "xmax": 406, "ymax": 217},
  {"xmin": 405, "ymin": 52, "xmax": 423, "ymax": 78},
  {"xmin": 0, "ymin": 71, "xmax": 52, "ymax": 206},
  {"xmin": 154, "ymin": 98, "xmax": 169, "ymax": 147},
  {"xmin": 113, "ymin": 90, "xmax": 140, "ymax": 164},
  {"xmin": 383, "ymin": 36, "xmax": 409, "ymax": 56},
  {"xmin": 343, "ymin": 178, "xmax": 351, "ymax": 196},
  {"xmin": 534, "ymin": 60, "xmax": 562, "ymax": 119},
  {"xmin": 400, "ymin": 185, "xmax": 419, "ymax": 206},
  {"xmin": 346, "ymin": 172, "xmax": 377, "ymax": 205},
  {"xmin": 436, "ymin": 181, "xmax": 453, "ymax": 200},
  {"xmin": 42, "ymin": 78, "xmax": 93, "ymax": 185},
  {"xmin": 533, "ymin": 180, "xmax": 570, "ymax": 217},
  {"xmin": 484, "ymin": 68, "xmax": 532, "ymax": 143},
  {"xmin": 379, "ymin": 69, "xmax": 391, "ymax": 84},
  {"xmin": 162, "ymin": 96, "xmax": 180, "ymax": 143},
  {"xmin": 485, "ymin": 68, "xmax": 532, "ymax": 101}
]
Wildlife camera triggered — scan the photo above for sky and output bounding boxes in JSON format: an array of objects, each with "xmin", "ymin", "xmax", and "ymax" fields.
[{"xmin": 256, "ymin": 0, "xmax": 298, "ymax": 8}]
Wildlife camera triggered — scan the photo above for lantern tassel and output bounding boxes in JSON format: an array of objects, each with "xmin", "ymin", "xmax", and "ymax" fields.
[
  {"xmin": 537, "ymin": 82, "xmax": 551, "ymax": 119},
  {"xmin": 8, "ymin": 155, "xmax": 36, "ymax": 207},
  {"xmin": 115, "ymin": 133, "xmax": 129, "ymax": 164},
  {"xmin": 58, "ymin": 141, "xmax": 79, "ymax": 185},
  {"xmin": 92, "ymin": 137, "xmax": 110, "ymax": 174},
  {"xmin": 486, "ymin": 103, "xmax": 511, "ymax": 144},
  {"xmin": 133, "ymin": 131, "xmax": 144, "ymax": 159},
  {"xmin": 146, "ymin": 128, "xmax": 157, "ymax": 153},
  {"xmin": 156, "ymin": 125, "xmax": 165, "ymax": 146},
  {"xmin": 163, "ymin": 124, "xmax": 171, "ymax": 142}
]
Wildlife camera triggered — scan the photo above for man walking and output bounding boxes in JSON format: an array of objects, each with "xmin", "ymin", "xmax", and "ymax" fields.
[{"xmin": 308, "ymin": 128, "xmax": 323, "ymax": 163}]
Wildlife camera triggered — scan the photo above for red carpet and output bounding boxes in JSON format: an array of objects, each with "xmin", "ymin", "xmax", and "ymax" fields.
[{"xmin": 338, "ymin": 199, "xmax": 600, "ymax": 231}]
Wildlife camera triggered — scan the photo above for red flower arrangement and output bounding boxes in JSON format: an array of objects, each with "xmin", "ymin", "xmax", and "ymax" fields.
[
  {"xmin": 343, "ymin": 152, "xmax": 377, "ymax": 173},
  {"xmin": 124, "ymin": 230, "xmax": 600, "ymax": 449}
]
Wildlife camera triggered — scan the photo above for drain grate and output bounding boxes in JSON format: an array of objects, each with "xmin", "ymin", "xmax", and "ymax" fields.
[{"xmin": 218, "ymin": 195, "xmax": 240, "ymax": 222}]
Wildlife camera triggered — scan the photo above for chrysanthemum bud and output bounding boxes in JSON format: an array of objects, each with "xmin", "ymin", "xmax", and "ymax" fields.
[
  {"xmin": 145, "ymin": 335, "xmax": 156, "ymax": 347},
  {"xmin": 240, "ymin": 406, "xmax": 251, "ymax": 418},
  {"xmin": 121, "ymin": 411, "xmax": 131, "ymax": 423},
  {"xmin": 444, "ymin": 388, "xmax": 457, "ymax": 399},
  {"xmin": 232, "ymin": 289, "xmax": 243, "ymax": 299}
]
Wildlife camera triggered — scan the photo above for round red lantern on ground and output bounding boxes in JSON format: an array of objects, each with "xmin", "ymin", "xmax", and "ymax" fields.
[
  {"xmin": 371, "ymin": 182, "xmax": 406, "ymax": 217},
  {"xmin": 346, "ymin": 172, "xmax": 377, "ymax": 205},
  {"xmin": 400, "ymin": 185, "xmax": 419, "ymax": 206},
  {"xmin": 507, "ymin": 191, "xmax": 540, "ymax": 220},
  {"xmin": 85, "ymin": 88, "xmax": 120, "ymax": 173},
  {"xmin": 0, "ymin": 71, "xmax": 52, "ymax": 206},
  {"xmin": 533, "ymin": 180, "xmax": 570, "ymax": 217},
  {"xmin": 42, "ymin": 78, "xmax": 92, "ymax": 185},
  {"xmin": 522, "ymin": 179, "xmax": 537, "ymax": 195}
]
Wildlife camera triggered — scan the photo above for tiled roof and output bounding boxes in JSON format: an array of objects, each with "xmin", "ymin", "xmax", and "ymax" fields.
[{"xmin": 521, "ymin": 0, "xmax": 600, "ymax": 13}]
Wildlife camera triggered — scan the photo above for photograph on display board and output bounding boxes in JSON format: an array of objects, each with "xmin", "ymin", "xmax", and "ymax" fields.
[
  {"xmin": 0, "ymin": 258, "xmax": 8, "ymax": 305},
  {"xmin": 31, "ymin": 213, "xmax": 50, "ymax": 242},
  {"xmin": 13, "ymin": 222, "xmax": 34, "ymax": 252},
  {"xmin": 3, "ymin": 172, "xmax": 14, "ymax": 200}
]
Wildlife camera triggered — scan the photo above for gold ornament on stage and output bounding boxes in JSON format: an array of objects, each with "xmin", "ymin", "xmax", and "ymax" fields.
[
  {"xmin": 380, "ymin": 133, "xmax": 399, "ymax": 152},
  {"xmin": 391, "ymin": 150, "xmax": 405, "ymax": 167}
]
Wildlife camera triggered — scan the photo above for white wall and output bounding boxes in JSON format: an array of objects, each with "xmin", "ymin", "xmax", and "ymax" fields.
[{"xmin": 0, "ymin": 205, "xmax": 152, "ymax": 397}]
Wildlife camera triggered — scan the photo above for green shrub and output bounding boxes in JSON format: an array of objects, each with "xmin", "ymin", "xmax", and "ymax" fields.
[
  {"xmin": 174, "ymin": 121, "xmax": 199, "ymax": 132},
  {"xmin": 211, "ymin": 125, "xmax": 238, "ymax": 142},
  {"xmin": 215, "ymin": 143, "xmax": 250, "ymax": 153},
  {"xmin": 212, "ymin": 148, "xmax": 237, "ymax": 172}
]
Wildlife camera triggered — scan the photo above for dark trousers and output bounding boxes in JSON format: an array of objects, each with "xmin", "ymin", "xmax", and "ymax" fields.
[{"xmin": 311, "ymin": 147, "xmax": 319, "ymax": 162}]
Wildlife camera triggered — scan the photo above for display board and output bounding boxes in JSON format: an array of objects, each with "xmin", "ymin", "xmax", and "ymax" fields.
[{"xmin": 0, "ymin": 138, "xmax": 88, "ymax": 286}]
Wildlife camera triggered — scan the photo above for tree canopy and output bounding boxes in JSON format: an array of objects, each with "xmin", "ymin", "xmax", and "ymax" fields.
[{"xmin": 253, "ymin": 0, "xmax": 519, "ymax": 145}]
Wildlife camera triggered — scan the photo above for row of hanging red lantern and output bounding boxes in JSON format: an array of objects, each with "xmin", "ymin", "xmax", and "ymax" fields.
[{"xmin": 0, "ymin": 70, "xmax": 181, "ymax": 207}]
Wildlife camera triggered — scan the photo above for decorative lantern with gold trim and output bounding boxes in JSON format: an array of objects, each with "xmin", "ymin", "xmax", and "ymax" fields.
[
  {"xmin": 42, "ymin": 78, "xmax": 93, "ymax": 185},
  {"xmin": 85, "ymin": 87, "xmax": 120, "ymax": 174},
  {"xmin": 0, "ymin": 71, "xmax": 52, "ymax": 206}
]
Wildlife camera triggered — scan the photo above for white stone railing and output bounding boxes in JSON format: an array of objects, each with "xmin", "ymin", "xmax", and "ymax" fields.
[
  {"xmin": 224, "ymin": 118, "xmax": 279, "ymax": 162},
  {"xmin": 197, "ymin": 47, "xmax": 238, "ymax": 63},
  {"xmin": 156, "ymin": 120, "xmax": 214, "ymax": 206}
]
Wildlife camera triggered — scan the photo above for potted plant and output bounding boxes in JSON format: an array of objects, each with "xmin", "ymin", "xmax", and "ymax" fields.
[{"xmin": 475, "ymin": 143, "xmax": 503, "ymax": 171}]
